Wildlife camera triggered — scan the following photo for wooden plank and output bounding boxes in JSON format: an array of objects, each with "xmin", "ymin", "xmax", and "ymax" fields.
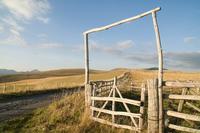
[
  {"xmin": 167, "ymin": 110, "xmax": 200, "ymax": 122},
  {"xmin": 91, "ymin": 106, "xmax": 141, "ymax": 118},
  {"xmin": 164, "ymin": 81, "xmax": 200, "ymax": 88},
  {"xmin": 178, "ymin": 88, "xmax": 189, "ymax": 112},
  {"xmin": 169, "ymin": 95, "xmax": 200, "ymax": 101},
  {"xmin": 91, "ymin": 97, "xmax": 141, "ymax": 106},
  {"xmin": 147, "ymin": 79, "xmax": 159, "ymax": 133},
  {"xmin": 92, "ymin": 117, "xmax": 140, "ymax": 131},
  {"xmin": 139, "ymin": 84, "xmax": 145, "ymax": 130},
  {"xmin": 168, "ymin": 124, "xmax": 200, "ymax": 133},
  {"xmin": 185, "ymin": 102, "xmax": 200, "ymax": 113},
  {"xmin": 84, "ymin": 7, "xmax": 160, "ymax": 34}
]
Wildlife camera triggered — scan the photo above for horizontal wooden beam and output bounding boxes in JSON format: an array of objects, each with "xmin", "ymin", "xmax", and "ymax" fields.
[
  {"xmin": 84, "ymin": 7, "xmax": 161, "ymax": 34},
  {"xmin": 91, "ymin": 96, "xmax": 141, "ymax": 106},
  {"xmin": 168, "ymin": 124, "xmax": 200, "ymax": 133},
  {"xmin": 163, "ymin": 81, "xmax": 200, "ymax": 88},
  {"xmin": 92, "ymin": 117, "xmax": 140, "ymax": 131},
  {"xmin": 91, "ymin": 106, "xmax": 141, "ymax": 118},
  {"xmin": 169, "ymin": 95, "xmax": 200, "ymax": 101},
  {"xmin": 167, "ymin": 110, "xmax": 200, "ymax": 122},
  {"xmin": 185, "ymin": 102, "xmax": 200, "ymax": 113}
]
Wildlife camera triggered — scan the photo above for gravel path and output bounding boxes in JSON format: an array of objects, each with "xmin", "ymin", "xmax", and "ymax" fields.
[{"xmin": 0, "ymin": 87, "xmax": 83, "ymax": 122}]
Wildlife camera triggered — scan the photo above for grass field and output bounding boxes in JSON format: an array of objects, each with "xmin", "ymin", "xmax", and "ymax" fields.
[
  {"xmin": 0, "ymin": 69, "xmax": 126, "ymax": 94},
  {"xmin": 1, "ymin": 68, "xmax": 200, "ymax": 94},
  {"xmin": 0, "ymin": 69, "xmax": 200, "ymax": 133}
]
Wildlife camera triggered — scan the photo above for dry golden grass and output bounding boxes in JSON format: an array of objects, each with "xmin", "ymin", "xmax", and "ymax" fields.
[
  {"xmin": 0, "ymin": 69, "xmax": 126, "ymax": 94},
  {"xmin": 1, "ymin": 69, "xmax": 200, "ymax": 94},
  {"xmin": 130, "ymin": 69, "xmax": 200, "ymax": 82}
]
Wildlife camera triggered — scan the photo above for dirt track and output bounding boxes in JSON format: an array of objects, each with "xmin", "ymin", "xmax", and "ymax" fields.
[{"xmin": 0, "ymin": 87, "xmax": 83, "ymax": 122}]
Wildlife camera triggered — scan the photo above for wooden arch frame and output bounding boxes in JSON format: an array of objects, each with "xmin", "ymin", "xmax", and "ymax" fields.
[
  {"xmin": 83, "ymin": 7, "xmax": 164, "ymax": 132},
  {"xmin": 83, "ymin": 6, "xmax": 163, "ymax": 106}
]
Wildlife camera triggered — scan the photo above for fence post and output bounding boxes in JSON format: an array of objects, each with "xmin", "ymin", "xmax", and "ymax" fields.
[
  {"xmin": 139, "ymin": 83, "xmax": 146, "ymax": 131},
  {"xmin": 85, "ymin": 83, "xmax": 92, "ymax": 108},
  {"xmin": 148, "ymin": 79, "xmax": 159, "ymax": 133},
  {"xmin": 112, "ymin": 77, "xmax": 117, "ymax": 125}
]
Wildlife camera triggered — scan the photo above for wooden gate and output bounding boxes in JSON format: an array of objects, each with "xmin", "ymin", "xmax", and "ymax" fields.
[{"xmin": 89, "ymin": 74, "xmax": 146, "ymax": 132}]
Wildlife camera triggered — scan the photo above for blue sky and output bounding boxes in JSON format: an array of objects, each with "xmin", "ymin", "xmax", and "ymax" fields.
[{"xmin": 0, "ymin": 0, "xmax": 200, "ymax": 71}]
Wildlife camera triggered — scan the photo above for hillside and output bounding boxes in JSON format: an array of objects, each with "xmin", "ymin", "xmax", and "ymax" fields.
[{"xmin": 0, "ymin": 69, "xmax": 104, "ymax": 83}]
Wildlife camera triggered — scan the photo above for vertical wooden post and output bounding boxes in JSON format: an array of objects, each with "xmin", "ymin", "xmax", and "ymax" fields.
[
  {"xmin": 152, "ymin": 11, "xmax": 164, "ymax": 133},
  {"xmin": 112, "ymin": 77, "xmax": 117, "ymax": 125},
  {"xmin": 84, "ymin": 33, "xmax": 90, "ymax": 107},
  {"xmin": 148, "ymin": 79, "xmax": 159, "ymax": 133},
  {"xmin": 139, "ymin": 83, "xmax": 146, "ymax": 131},
  {"xmin": 178, "ymin": 88, "xmax": 188, "ymax": 112},
  {"xmin": 92, "ymin": 84, "xmax": 95, "ymax": 117}
]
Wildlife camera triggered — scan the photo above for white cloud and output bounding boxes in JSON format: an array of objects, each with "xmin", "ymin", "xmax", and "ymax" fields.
[
  {"xmin": 89, "ymin": 40, "xmax": 134, "ymax": 55},
  {"xmin": 2, "ymin": 16, "xmax": 24, "ymax": 32},
  {"xmin": 38, "ymin": 43, "xmax": 63, "ymax": 49},
  {"xmin": 37, "ymin": 17, "xmax": 49, "ymax": 24},
  {"xmin": 117, "ymin": 40, "xmax": 134, "ymax": 49},
  {"xmin": 0, "ymin": 0, "xmax": 51, "ymax": 47},
  {"xmin": 38, "ymin": 33, "xmax": 47, "ymax": 38},
  {"xmin": 0, "ymin": 34, "xmax": 27, "ymax": 47},
  {"xmin": 183, "ymin": 36, "xmax": 198, "ymax": 44},
  {"xmin": 0, "ymin": 24, "xmax": 4, "ymax": 32},
  {"xmin": 1, "ymin": 0, "xmax": 50, "ymax": 23}
]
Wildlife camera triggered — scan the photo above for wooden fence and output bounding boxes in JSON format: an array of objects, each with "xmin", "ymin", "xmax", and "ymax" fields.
[
  {"xmin": 163, "ymin": 81, "xmax": 200, "ymax": 133},
  {"xmin": 89, "ymin": 73, "xmax": 146, "ymax": 132}
]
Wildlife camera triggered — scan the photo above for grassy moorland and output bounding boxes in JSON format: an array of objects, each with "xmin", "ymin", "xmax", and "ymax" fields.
[
  {"xmin": 0, "ymin": 69, "xmax": 200, "ymax": 133},
  {"xmin": 0, "ymin": 69, "xmax": 126, "ymax": 94}
]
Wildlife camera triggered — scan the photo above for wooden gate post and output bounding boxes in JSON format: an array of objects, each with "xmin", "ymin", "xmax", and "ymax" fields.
[
  {"xmin": 112, "ymin": 77, "xmax": 117, "ymax": 125},
  {"xmin": 84, "ymin": 32, "xmax": 90, "ymax": 108},
  {"xmin": 147, "ymin": 79, "xmax": 159, "ymax": 133},
  {"xmin": 85, "ymin": 83, "xmax": 92, "ymax": 108},
  {"xmin": 139, "ymin": 83, "xmax": 146, "ymax": 131}
]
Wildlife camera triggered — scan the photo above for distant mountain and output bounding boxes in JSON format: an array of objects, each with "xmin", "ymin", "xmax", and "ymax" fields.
[
  {"xmin": 0, "ymin": 69, "xmax": 40, "ymax": 76},
  {"xmin": 0, "ymin": 69, "xmax": 18, "ymax": 75}
]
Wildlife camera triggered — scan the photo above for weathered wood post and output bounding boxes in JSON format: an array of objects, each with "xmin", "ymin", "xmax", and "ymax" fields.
[
  {"xmin": 84, "ymin": 33, "xmax": 90, "ymax": 108},
  {"xmin": 112, "ymin": 77, "xmax": 117, "ymax": 125},
  {"xmin": 152, "ymin": 11, "xmax": 164, "ymax": 133},
  {"xmin": 148, "ymin": 79, "xmax": 159, "ymax": 133},
  {"xmin": 139, "ymin": 83, "xmax": 146, "ymax": 131}
]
